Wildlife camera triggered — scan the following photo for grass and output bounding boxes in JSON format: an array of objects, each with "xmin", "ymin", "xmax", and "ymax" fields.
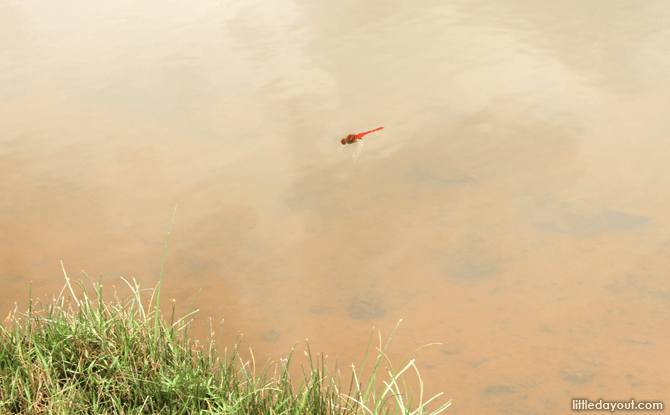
[{"xmin": 0, "ymin": 209, "xmax": 451, "ymax": 414}]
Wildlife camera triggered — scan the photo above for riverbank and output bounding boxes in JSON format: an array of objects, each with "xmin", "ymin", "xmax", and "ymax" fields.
[{"xmin": 0, "ymin": 272, "xmax": 450, "ymax": 414}]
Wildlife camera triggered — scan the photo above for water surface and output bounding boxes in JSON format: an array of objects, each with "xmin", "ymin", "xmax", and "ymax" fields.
[{"xmin": 2, "ymin": 0, "xmax": 669, "ymax": 413}]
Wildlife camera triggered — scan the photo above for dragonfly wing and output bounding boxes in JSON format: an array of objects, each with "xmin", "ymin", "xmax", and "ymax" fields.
[
  {"xmin": 351, "ymin": 140, "xmax": 364, "ymax": 161},
  {"xmin": 342, "ymin": 142, "xmax": 353, "ymax": 156}
]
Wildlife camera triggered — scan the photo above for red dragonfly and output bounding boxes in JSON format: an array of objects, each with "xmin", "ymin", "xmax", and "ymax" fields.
[{"xmin": 340, "ymin": 126, "xmax": 384, "ymax": 161}]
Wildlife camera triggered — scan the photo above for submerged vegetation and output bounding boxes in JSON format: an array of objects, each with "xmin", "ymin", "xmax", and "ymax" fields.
[{"xmin": 0, "ymin": 211, "xmax": 450, "ymax": 414}]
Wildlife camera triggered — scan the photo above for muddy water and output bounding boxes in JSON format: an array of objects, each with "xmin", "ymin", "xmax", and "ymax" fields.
[{"xmin": 2, "ymin": 0, "xmax": 670, "ymax": 413}]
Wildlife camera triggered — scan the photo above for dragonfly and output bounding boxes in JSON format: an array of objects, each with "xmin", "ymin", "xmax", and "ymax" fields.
[{"xmin": 340, "ymin": 126, "xmax": 384, "ymax": 161}]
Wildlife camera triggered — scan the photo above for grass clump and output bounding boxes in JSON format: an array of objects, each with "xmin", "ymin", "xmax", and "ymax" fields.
[
  {"xmin": 0, "ymin": 211, "xmax": 450, "ymax": 414},
  {"xmin": 0, "ymin": 275, "xmax": 450, "ymax": 414}
]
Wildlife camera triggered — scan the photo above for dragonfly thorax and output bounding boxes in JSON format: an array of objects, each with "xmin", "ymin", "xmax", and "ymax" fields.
[{"xmin": 341, "ymin": 134, "xmax": 359, "ymax": 145}]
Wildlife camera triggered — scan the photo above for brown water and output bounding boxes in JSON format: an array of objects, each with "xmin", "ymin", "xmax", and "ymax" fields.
[{"xmin": 2, "ymin": 0, "xmax": 670, "ymax": 413}]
